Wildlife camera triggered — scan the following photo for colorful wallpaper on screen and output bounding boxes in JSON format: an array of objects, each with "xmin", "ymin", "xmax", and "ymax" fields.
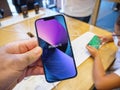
[{"xmin": 36, "ymin": 17, "xmax": 76, "ymax": 82}]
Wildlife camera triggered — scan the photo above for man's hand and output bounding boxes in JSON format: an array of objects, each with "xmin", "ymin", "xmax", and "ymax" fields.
[{"xmin": 0, "ymin": 38, "xmax": 43, "ymax": 90}]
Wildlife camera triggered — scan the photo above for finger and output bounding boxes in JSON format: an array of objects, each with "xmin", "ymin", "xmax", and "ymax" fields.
[
  {"xmin": 86, "ymin": 45, "xmax": 97, "ymax": 52},
  {"xmin": 17, "ymin": 66, "xmax": 44, "ymax": 82},
  {"xmin": 97, "ymin": 36, "xmax": 105, "ymax": 44},
  {"xmin": 5, "ymin": 38, "xmax": 38, "ymax": 54},
  {"xmin": 86, "ymin": 45, "xmax": 93, "ymax": 49},
  {"xmin": 97, "ymin": 35, "xmax": 104, "ymax": 41},
  {"xmin": 18, "ymin": 38, "xmax": 39, "ymax": 53},
  {"xmin": 98, "ymin": 35, "xmax": 102, "ymax": 38},
  {"xmin": 86, "ymin": 45, "xmax": 92, "ymax": 52},
  {"xmin": 21, "ymin": 38, "xmax": 38, "ymax": 50},
  {"xmin": 26, "ymin": 66, "xmax": 44, "ymax": 76},
  {"xmin": 29, "ymin": 59, "xmax": 43, "ymax": 67},
  {"xmin": 19, "ymin": 47, "xmax": 42, "ymax": 68}
]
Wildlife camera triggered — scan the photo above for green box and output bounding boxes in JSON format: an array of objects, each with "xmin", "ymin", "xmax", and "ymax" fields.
[{"xmin": 88, "ymin": 35, "xmax": 101, "ymax": 49}]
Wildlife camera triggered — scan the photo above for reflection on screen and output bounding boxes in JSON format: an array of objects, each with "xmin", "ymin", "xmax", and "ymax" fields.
[{"xmin": 36, "ymin": 16, "xmax": 77, "ymax": 82}]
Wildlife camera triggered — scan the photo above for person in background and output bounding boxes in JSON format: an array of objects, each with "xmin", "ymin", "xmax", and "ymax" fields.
[
  {"xmin": 12, "ymin": 0, "xmax": 43, "ymax": 13},
  {"xmin": 0, "ymin": 38, "xmax": 43, "ymax": 90},
  {"xmin": 62, "ymin": 0, "xmax": 96, "ymax": 23},
  {"xmin": 86, "ymin": 15, "xmax": 120, "ymax": 90}
]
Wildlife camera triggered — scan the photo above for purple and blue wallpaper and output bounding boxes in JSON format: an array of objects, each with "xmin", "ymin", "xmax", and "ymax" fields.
[{"xmin": 35, "ymin": 16, "xmax": 77, "ymax": 82}]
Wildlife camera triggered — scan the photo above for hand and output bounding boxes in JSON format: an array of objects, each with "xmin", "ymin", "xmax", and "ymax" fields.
[
  {"xmin": 86, "ymin": 45, "xmax": 99, "ymax": 58},
  {"xmin": 0, "ymin": 38, "xmax": 43, "ymax": 90},
  {"xmin": 98, "ymin": 35, "xmax": 113, "ymax": 45}
]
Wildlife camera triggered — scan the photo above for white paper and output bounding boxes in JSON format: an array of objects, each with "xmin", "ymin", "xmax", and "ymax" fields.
[
  {"xmin": 13, "ymin": 75, "xmax": 59, "ymax": 90},
  {"xmin": 71, "ymin": 32, "xmax": 95, "ymax": 66}
]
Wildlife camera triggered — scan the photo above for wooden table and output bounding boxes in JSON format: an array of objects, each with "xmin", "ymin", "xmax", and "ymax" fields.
[
  {"xmin": 0, "ymin": 8, "xmax": 58, "ymax": 46},
  {"xmin": 0, "ymin": 9, "xmax": 117, "ymax": 90}
]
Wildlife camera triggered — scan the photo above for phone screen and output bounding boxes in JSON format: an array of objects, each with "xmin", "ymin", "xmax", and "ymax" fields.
[
  {"xmin": 88, "ymin": 35, "xmax": 101, "ymax": 49},
  {"xmin": 35, "ymin": 15, "xmax": 77, "ymax": 82}
]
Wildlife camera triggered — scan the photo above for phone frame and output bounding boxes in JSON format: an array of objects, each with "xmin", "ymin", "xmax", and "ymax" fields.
[{"xmin": 35, "ymin": 14, "xmax": 77, "ymax": 82}]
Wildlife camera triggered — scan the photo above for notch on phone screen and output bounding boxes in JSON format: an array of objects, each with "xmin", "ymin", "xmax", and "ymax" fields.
[{"xmin": 35, "ymin": 15, "xmax": 77, "ymax": 82}]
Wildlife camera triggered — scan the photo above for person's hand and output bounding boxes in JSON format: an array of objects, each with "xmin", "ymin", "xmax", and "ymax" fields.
[
  {"xmin": 86, "ymin": 45, "xmax": 99, "ymax": 58},
  {"xmin": 0, "ymin": 38, "xmax": 43, "ymax": 90},
  {"xmin": 98, "ymin": 34, "xmax": 113, "ymax": 45}
]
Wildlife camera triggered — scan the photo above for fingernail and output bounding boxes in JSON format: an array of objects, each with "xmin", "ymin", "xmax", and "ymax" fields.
[{"xmin": 34, "ymin": 47, "xmax": 42, "ymax": 55}]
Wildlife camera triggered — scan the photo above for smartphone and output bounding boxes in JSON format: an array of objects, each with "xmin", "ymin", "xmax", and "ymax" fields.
[
  {"xmin": 35, "ymin": 15, "xmax": 77, "ymax": 82},
  {"xmin": 88, "ymin": 35, "xmax": 101, "ymax": 49}
]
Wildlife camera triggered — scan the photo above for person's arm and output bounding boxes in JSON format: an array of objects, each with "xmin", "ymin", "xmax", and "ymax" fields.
[{"xmin": 87, "ymin": 45, "xmax": 120, "ymax": 90}]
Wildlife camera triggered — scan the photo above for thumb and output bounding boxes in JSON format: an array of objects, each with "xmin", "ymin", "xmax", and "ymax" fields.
[
  {"xmin": 86, "ymin": 45, "xmax": 92, "ymax": 50},
  {"xmin": 19, "ymin": 47, "xmax": 42, "ymax": 68}
]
